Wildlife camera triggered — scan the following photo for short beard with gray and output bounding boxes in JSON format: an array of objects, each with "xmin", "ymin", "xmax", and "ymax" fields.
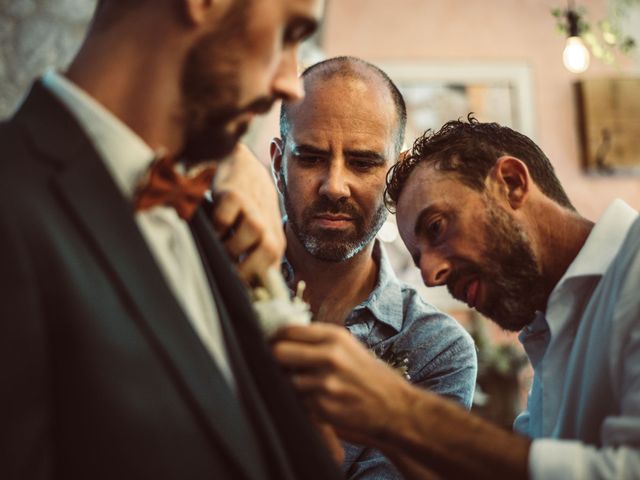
[{"xmin": 283, "ymin": 180, "xmax": 387, "ymax": 263}]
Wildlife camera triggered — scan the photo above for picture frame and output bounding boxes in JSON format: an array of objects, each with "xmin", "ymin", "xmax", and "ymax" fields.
[
  {"xmin": 377, "ymin": 61, "xmax": 537, "ymax": 145},
  {"xmin": 576, "ymin": 77, "xmax": 640, "ymax": 175}
]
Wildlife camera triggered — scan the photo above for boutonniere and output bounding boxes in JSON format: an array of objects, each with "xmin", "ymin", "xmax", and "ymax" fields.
[
  {"xmin": 372, "ymin": 344, "xmax": 412, "ymax": 381},
  {"xmin": 252, "ymin": 267, "xmax": 311, "ymax": 338}
]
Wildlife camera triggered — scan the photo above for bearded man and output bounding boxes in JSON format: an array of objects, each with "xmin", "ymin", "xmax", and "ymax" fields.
[
  {"xmin": 271, "ymin": 57, "xmax": 477, "ymax": 479},
  {"xmin": 0, "ymin": 1, "xmax": 345, "ymax": 479},
  {"xmin": 273, "ymin": 116, "xmax": 640, "ymax": 479}
]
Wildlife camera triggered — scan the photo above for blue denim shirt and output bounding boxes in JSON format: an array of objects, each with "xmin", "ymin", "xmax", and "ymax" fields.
[{"xmin": 284, "ymin": 240, "xmax": 477, "ymax": 479}]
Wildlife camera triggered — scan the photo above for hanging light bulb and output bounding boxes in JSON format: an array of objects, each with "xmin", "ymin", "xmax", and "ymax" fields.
[
  {"xmin": 562, "ymin": 3, "xmax": 590, "ymax": 73},
  {"xmin": 563, "ymin": 36, "xmax": 590, "ymax": 72}
]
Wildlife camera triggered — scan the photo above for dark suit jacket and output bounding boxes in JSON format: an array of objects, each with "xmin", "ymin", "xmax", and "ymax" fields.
[{"xmin": 0, "ymin": 81, "xmax": 341, "ymax": 480}]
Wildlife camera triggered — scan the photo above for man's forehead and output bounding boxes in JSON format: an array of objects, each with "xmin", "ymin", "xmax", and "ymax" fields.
[
  {"xmin": 288, "ymin": 105, "xmax": 394, "ymax": 151},
  {"xmin": 287, "ymin": 83, "xmax": 395, "ymax": 144},
  {"xmin": 302, "ymin": 73, "xmax": 393, "ymax": 108},
  {"xmin": 397, "ymin": 164, "xmax": 452, "ymax": 211},
  {"xmin": 401, "ymin": 161, "xmax": 438, "ymax": 190}
]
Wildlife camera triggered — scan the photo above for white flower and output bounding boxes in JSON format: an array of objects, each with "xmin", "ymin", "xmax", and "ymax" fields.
[{"xmin": 252, "ymin": 267, "xmax": 311, "ymax": 338}]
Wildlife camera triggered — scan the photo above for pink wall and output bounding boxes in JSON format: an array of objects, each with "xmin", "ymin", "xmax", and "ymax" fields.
[{"xmin": 319, "ymin": 0, "xmax": 640, "ymax": 220}]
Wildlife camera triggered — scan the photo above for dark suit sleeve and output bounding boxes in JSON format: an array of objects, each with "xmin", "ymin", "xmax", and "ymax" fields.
[{"xmin": 0, "ymin": 206, "xmax": 52, "ymax": 479}]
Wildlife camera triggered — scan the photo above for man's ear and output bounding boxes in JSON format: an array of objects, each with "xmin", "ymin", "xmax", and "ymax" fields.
[
  {"xmin": 489, "ymin": 156, "xmax": 530, "ymax": 210},
  {"xmin": 270, "ymin": 138, "xmax": 286, "ymax": 195},
  {"xmin": 182, "ymin": 0, "xmax": 228, "ymax": 26}
]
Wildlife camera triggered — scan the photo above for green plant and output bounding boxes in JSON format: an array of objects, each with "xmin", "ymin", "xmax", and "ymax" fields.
[{"xmin": 552, "ymin": 1, "xmax": 637, "ymax": 65}]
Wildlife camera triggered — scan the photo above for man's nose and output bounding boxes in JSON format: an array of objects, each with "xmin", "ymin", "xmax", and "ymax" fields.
[
  {"xmin": 419, "ymin": 251, "xmax": 451, "ymax": 287},
  {"xmin": 272, "ymin": 47, "xmax": 304, "ymax": 102},
  {"xmin": 318, "ymin": 163, "xmax": 350, "ymax": 201}
]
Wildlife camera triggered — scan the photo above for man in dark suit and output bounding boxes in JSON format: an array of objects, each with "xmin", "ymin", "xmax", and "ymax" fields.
[{"xmin": 0, "ymin": 1, "xmax": 339, "ymax": 479}]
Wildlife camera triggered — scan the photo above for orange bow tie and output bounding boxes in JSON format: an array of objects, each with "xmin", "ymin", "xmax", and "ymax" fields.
[{"xmin": 134, "ymin": 155, "xmax": 217, "ymax": 221}]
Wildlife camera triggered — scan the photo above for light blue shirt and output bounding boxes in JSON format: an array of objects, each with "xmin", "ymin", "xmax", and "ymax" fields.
[{"xmin": 514, "ymin": 199, "xmax": 640, "ymax": 479}]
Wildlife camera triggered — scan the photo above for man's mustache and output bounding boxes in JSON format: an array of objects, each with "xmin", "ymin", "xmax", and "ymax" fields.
[
  {"xmin": 445, "ymin": 264, "xmax": 482, "ymax": 301},
  {"xmin": 243, "ymin": 96, "xmax": 276, "ymax": 115},
  {"xmin": 203, "ymin": 96, "xmax": 276, "ymax": 126},
  {"xmin": 306, "ymin": 197, "xmax": 362, "ymax": 218}
]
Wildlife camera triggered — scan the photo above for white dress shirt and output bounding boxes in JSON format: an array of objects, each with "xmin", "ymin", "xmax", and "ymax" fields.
[
  {"xmin": 515, "ymin": 199, "xmax": 640, "ymax": 479},
  {"xmin": 42, "ymin": 70, "xmax": 234, "ymax": 386}
]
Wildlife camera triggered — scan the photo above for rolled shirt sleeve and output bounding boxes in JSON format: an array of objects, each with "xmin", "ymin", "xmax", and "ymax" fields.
[{"xmin": 530, "ymin": 440, "xmax": 640, "ymax": 480}]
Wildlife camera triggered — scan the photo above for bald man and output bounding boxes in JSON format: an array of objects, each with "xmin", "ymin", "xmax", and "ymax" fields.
[{"xmin": 271, "ymin": 57, "xmax": 477, "ymax": 479}]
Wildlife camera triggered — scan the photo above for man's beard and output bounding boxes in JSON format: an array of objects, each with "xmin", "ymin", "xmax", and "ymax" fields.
[
  {"xmin": 178, "ymin": 0, "xmax": 274, "ymax": 163},
  {"xmin": 180, "ymin": 95, "xmax": 274, "ymax": 164},
  {"xmin": 447, "ymin": 198, "xmax": 547, "ymax": 331},
  {"xmin": 283, "ymin": 181, "xmax": 388, "ymax": 263}
]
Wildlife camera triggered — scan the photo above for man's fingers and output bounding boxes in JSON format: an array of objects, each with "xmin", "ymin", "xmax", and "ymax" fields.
[
  {"xmin": 211, "ymin": 185, "xmax": 285, "ymax": 285},
  {"xmin": 290, "ymin": 372, "xmax": 328, "ymax": 392},
  {"xmin": 271, "ymin": 322, "xmax": 348, "ymax": 344},
  {"xmin": 209, "ymin": 144, "xmax": 286, "ymax": 285},
  {"xmin": 211, "ymin": 191, "xmax": 243, "ymax": 237},
  {"xmin": 223, "ymin": 214, "xmax": 263, "ymax": 259},
  {"xmin": 314, "ymin": 421, "xmax": 345, "ymax": 465},
  {"xmin": 235, "ymin": 245, "xmax": 281, "ymax": 285},
  {"xmin": 272, "ymin": 340, "xmax": 335, "ymax": 369}
]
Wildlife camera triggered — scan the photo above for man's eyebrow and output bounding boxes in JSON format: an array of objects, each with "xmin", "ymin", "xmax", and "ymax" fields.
[
  {"xmin": 291, "ymin": 146, "xmax": 387, "ymax": 164},
  {"xmin": 286, "ymin": 17, "xmax": 319, "ymax": 43},
  {"xmin": 291, "ymin": 144, "xmax": 329, "ymax": 156},
  {"xmin": 413, "ymin": 205, "xmax": 438, "ymax": 237},
  {"xmin": 344, "ymin": 149, "xmax": 387, "ymax": 164}
]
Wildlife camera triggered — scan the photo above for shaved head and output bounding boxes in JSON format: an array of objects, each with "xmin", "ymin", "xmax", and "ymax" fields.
[{"xmin": 280, "ymin": 56, "xmax": 406, "ymax": 154}]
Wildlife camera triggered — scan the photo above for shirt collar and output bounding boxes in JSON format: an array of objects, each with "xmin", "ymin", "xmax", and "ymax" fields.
[
  {"xmin": 281, "ymin": 239, "xmax": 404, "ymax": 332},
  {"xmin": 554, "ymin": 199, "xmax": 638, "ymax": 288},
  {"xmin": 353, "ymin": 240, "xmax": 404, "ymax": 332},
  {"xmin": 543, "ymin": 199, "xmax": 638, "ymax": 339},
  {"xmin": 518, "ymin": 310, "xmax": 551, "ymax": 367},
  {"xmin": 42, "ymin": 70, "xmax": 155, "ymax": 200}
]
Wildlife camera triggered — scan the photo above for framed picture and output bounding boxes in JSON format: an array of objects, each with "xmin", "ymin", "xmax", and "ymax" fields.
[
  {"xmin": 577, "ymin": 77, "xmax": 640, "ymax": 175},
  {"xmin": 377, "ymin": 61, "xmax": 537, "ymax": 146}
]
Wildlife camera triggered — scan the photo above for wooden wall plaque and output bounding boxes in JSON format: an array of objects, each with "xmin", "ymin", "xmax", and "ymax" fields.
[{"xmin": 577, "ymin": 78, "xmax": 640, "ymax": 174}]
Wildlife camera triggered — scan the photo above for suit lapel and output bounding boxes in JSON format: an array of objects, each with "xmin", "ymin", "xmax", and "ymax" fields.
[
  {"xmin": 190, "ymin": 211, "xmax": 295, "ymax": 480},
  {"xmin": 14, "ymin": 81, "xmax": 259, "ymax": 479},
  {"xmin": 190, "ymin": 209, "xmax": 343, "ymax": 480}
]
